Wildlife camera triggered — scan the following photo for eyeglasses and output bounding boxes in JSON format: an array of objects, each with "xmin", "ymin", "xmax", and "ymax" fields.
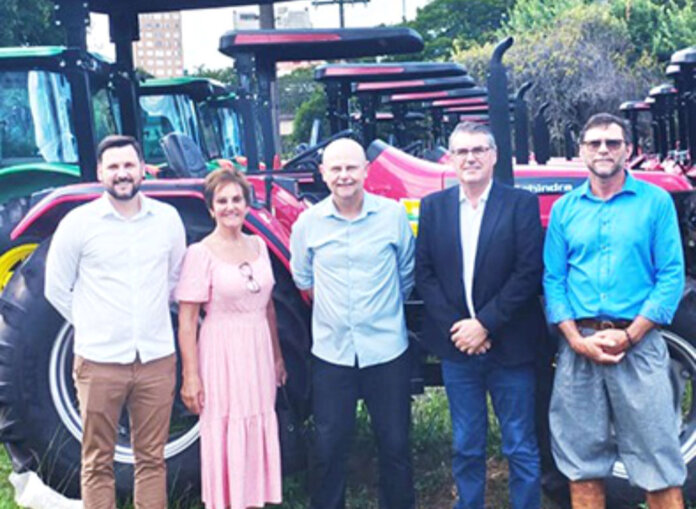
[
  {"xmin": 581, "ymin": 139, "xmax": 625, "ymax": 152},
  {"xmin": 450, "ymin": 146, "xmax": 491, "ymax": 158},
  {"xmin": 238, "ymin": 262, "xmax": 261, "ymax": 293}
]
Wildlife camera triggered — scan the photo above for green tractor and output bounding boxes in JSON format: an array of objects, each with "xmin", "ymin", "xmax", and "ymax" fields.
[
  {"xmin": 0, "ymin": 46, "xmax": 120, "ymax": 289},
  {"xmin": 0, "ymin": 51, "xmax": 246, "ymax": 290},
  {"xmin": 139, "ymin": 76, "xmax": 246, "ymax": 169}
]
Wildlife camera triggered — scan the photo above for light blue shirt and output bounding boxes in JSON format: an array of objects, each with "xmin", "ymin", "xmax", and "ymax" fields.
[
  {"xmin": 543, "ymin": 172, "xmax": 685, "ymax": 325},
  {"xmin": 289, "ymin": 191, "xmax": 415, "ymax": 368}
]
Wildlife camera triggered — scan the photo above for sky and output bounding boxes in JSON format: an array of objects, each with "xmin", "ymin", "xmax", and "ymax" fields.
[{"xmin": 87, "ymin": 0, "xmax": 432, "ymax": 71}]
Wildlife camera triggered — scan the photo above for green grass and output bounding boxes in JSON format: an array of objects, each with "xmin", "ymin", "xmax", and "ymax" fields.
[
  {"xmin": 0, "ymin": 449, "xmax": 18, "ymax": 509},
  {"xmin": 0, "ymin": 389, "xmax": 692, "ymax": 508}
]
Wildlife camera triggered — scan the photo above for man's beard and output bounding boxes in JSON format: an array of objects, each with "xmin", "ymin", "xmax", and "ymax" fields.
[
  {"xmin": 587, "ymin": 159, "xmax": 625, "ymax": 180},
  {"xmin": 106, "ymin": 178, "xmax": 140, "ymax": 200}
]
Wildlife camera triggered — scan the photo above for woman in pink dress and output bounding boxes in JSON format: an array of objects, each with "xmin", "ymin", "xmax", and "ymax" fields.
[{"xmin": 176, "ymin": 168, "xmax": 286, "ymax": 509}]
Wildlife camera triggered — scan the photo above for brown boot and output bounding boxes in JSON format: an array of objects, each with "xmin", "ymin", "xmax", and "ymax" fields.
[
  {"xmin": 569, "ymin": 479, "xmax": 606, "ymax": 509},
  {"xmin": 646, "ymin": 487, "xmax": 684, "ymax": 509}
]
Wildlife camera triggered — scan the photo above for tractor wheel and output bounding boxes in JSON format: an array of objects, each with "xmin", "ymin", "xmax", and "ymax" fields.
[
  {"xmin": 0, "ymin": 197, "xmax": 39, "ymax": 291},
  {"xmin": 0, "ymin": 235, "xmax": 312, "ymax": 501},
  {"xmin": 540, "ymin": 278, "xmax": 696, "ymax": 508}
]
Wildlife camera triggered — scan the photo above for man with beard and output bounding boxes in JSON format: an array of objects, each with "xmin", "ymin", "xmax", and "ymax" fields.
[
  {"xmin": 45, "ymin": 135, "xmax": 186, "ymax": 509},
  {"xmin": 544, "ymin": 113, "xmax": 686, "ymax": 508}
]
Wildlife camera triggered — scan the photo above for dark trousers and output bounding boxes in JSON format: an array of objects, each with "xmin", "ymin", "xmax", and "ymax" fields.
[
  {"xmin": 442, "ymin": 357, "xmax": 541, "ymax": 509},
  {"xmin": 309, "ymin": 351, "xmax": 415, "ymax": 509}
]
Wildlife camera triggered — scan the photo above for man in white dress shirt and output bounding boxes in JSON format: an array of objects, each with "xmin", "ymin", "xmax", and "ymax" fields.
[
  {"xmin": 415, "ymin": 122, "xmax": 545, "ymax": 509},
  {"xmin": 45, "ymin": 135, "xmax": 186, "ymax": 509}
]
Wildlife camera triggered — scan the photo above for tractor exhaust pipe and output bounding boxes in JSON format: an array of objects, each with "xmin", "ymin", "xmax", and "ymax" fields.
[{"xmin": 488, "ymin": 37, "xmax": 514, "ymax": 185}]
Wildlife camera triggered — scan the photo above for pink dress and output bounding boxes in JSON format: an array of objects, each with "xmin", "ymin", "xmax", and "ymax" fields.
[{"xmin": 175, "ymin": 237, "xmax": 282, "ymax": 509}]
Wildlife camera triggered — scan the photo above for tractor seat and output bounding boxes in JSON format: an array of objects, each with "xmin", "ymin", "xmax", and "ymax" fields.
[{"xmin": 160, "ymin": 132, "xmax": 208, "ymax": 179}]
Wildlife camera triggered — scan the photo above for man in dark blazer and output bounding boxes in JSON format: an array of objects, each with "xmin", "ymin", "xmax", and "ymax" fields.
[{"xmin": 416, "ymin": 122, "xmax": 545, "ymax": 509}]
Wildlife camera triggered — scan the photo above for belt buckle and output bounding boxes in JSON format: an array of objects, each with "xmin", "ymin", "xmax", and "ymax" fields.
[{"xmin": 599, "ymin": 320, "xmax": 614, "ymax": 330}]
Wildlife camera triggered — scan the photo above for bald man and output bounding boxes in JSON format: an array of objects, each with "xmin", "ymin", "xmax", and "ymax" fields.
[{"xmin": 290, "ymin": 138, "xmax": 416, "ymax": 509}]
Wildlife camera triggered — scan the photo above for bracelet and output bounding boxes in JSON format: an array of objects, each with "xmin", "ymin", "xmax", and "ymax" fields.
[{"xmin": 624, "ymin": 329, "xmax": 636, "ymax": 348}]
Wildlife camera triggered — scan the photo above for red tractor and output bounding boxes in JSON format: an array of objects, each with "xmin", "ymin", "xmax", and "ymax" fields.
[{"xmin": 2, "ymin": 1, "xmax": 696, "ymax": 507}]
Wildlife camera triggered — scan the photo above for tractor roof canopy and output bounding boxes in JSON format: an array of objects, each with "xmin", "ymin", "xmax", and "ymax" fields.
[
  {"xmin": 88, "ymin": 0, "xmax": 281, "ymax": 13},
  {"xmin": 671, "ymin": 46, "xmax": 696, "ymax": 67},
  {"xmin": 388, "ymin": 87, "xmax": 488, "ymax": 104},
  {"xmin": 649, "ymin": 83, "xmax": 677, "ymax": 97},
  {"xmin": 353, "ymin": 75, "xmax": 476, "ymax": 95},
  {"xmin": 140, "ymin": 77, "xmax": 228, "ymax": 101},
  {"xmin": 219, "ymin": 28, "xmax": 424, "ymax": 61},
  {"xmin": 0, "ymin": 46, "xmax": 111, "ymax": 75},
  {"xmin": 620, "ymin": 101, "xmax": 651, "ymax": 111},
  {"xmin": 314, "ymin": 62, "xmax": 467, "ymax": 83}
]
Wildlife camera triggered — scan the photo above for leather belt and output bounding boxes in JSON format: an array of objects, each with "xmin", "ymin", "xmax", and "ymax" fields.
[{"xmin": 577, "ymin": 318, "xmax": 632, "ymax": 330}]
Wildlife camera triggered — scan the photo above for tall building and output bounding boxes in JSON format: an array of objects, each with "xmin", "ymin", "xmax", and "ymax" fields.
[{"xmin": 133, "ymin": 12, "xmax": 184, "ymax": 78}]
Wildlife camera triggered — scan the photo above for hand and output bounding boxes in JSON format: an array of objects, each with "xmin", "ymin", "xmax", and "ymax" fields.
[
  {"xmin": 596, "ymin": 329, "xmax": 632, "ymax": 356},
  {"xmin": 569, "ymin": 332, "xmax": 625, "ymax": 364},
  {"xmin": 180, "ymin": 374, "xmax": 205, "ymax": 415},
  {"xmin": 450, "ymin": 319, "xmax": 489, "ymax": 355},
  {"xmin": 471, "ymin": 340, "xmax": 492, "ymax": 355},
  {"xmin": 275, "ymin": 357, "xmax": 288, "ymax": 387}
]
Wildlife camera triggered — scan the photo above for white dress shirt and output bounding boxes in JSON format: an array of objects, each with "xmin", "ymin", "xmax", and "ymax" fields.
[
  {"xmin": 45, "ymin": 193, "xmax": 186, "ymax": 364},
  {"xmin": 459, "ymin": 182, "xmax": 492, "ymax": 317}
]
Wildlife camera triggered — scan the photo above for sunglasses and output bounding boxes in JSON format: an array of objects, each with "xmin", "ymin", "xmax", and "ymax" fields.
[
  {"xmin": 238, "ymin": 262, "xmax": 261, "ymax": 293},
  {"xmin": 581, "ymin": 139, "xmax": 625, "ymax": 152},
  {"xmin": 450, "ymin": 146, "xmax": 491, "ymax": 158}
]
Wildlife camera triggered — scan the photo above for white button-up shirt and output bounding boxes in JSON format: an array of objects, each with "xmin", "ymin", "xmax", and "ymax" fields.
[
  {"xmin": 45, "ymin": 193, "xmax": 186, "ymax": 364},
  {"xmin": 459, "ymin": 182, "xmax": 492, "ymax": 317}
]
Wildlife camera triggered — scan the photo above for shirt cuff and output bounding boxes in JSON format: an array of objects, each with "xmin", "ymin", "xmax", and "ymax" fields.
[
  {"xmin": 545, "ymin": 301, "xmax": 575, "ymax": 325},
  {"xmin": 638, "ymin": 301, "xmax": 676, "ymax": 326},
  {"xmin": 292, "ymin": 275, "xmax": 313, "ymax": 291}
]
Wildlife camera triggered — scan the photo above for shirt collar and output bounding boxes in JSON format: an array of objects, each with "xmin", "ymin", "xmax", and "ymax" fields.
[
  {"xmin": 580, "ymin": 170, "xmax": 638, "ymax": 201},
  {"xmin": 319, "ymin": 191, "xmax": 379, "ymax": 220},
  {"xmin": 97, "ymin": 192, "xmax": 152, "ymax": 220},
  {"xmin": 459, "ymin": 179, "xmax": 493, "ymax": 205}
]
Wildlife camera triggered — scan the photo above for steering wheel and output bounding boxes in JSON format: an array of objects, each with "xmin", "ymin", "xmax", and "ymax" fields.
[{"xmin": 282, "ymin": 129, "xmax": 355, "ymax": 173}]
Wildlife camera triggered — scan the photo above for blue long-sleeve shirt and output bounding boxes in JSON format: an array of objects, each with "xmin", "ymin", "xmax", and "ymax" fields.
[
  {"xmin": 289, "ymin": 192, "xmax": 415, "ymax": 368},
  {"xmin": 543, "ymin": 172, "xmax": 684, "ymax": 325}
]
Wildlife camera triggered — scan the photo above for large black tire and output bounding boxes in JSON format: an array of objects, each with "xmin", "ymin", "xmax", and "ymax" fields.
[
  {"xmin": 0, "ymin": 222, "xmax": 312, "ymax": 501},
  {"xmin": 540, "ymin": 278, "xmax": 696, "ymax": 508}
]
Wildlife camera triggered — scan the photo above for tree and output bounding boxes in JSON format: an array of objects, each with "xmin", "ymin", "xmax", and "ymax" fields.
[
  {"xmin": 0, "ymin": 0, "xmax": 64, "ymax": 46},
  {"xmin": 277, "ymin": 67, "xmax": 320, "ymax": 117},
  {"xmin": 191, "ymin": 66, "xmax": 239, "ymax": 88},
  {"xmin": 289, "ymin": 88, "xmax": 327, "ymax": 148},
  {"xmin": 454, "ymin": 1, "xmax": 663, "ymax": 154},
  {"xmin": 390, "ymin": 0, "xmax": 515, "ymax": 61},
  {"xmin": 610, "ymin": 0, "xmax": 696, "ymax": 61}
]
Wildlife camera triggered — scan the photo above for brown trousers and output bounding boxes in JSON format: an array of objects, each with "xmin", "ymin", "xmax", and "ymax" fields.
[{"xmin": 73, "ymin": 354, "xmax": 176, "ymax": 509}]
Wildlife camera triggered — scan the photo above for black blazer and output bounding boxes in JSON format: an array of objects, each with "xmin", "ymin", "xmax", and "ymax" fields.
[{"xmin": 415, "ymin": 182, "xmax": 546, "ymax": 366}]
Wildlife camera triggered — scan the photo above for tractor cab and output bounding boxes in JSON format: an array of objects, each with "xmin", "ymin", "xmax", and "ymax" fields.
[
  {"xmin": 138, "ymin": 77, "xmax": 244, "ymax": 165},
  {"xmin": 314, "ymin": 62, "xmax": 469, "ymax": 149},
  {"xmin": 626, "ymin": 46, "xmax": 696, "ymax": 180},
  {"xmin": 0, "ymin": 46, "xmax": 119, "ymax": 203},
  {"xmin": 620, "ymin": 100, "xmax": 651, "ymax": 159},
  {"xmin": 217, "ymin": 27, "xmax": 424, "ymax": 171}
]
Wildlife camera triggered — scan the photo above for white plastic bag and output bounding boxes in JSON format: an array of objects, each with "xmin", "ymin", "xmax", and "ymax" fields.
[{"xmin": 9, "ymin": 471, "xmax": 83, "ymax": 509}]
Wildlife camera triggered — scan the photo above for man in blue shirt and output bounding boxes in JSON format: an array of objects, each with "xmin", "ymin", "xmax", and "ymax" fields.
[
  {"xmin": 290, "ymin": 137, "xmax": 415, "ymax": 509},
  {"xmin": 544, "ymin": 113, "xmax": 686, "ymax": 508}
]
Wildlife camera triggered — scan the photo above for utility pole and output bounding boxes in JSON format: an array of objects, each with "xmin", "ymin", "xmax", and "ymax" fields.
[
  {"xmin": 312, "ymin": 0, "xmax": 370, "ymax": 28},
  {"xmin": 259, "ymin": 3, "xmax": 282, "ymax": 157}
]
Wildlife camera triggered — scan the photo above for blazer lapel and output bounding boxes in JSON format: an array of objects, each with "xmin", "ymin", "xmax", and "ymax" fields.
[
  {"xmin": 474, "ymin": 182, "xmax": 504, "ymax": 276},
  {"xmin": 445, "ymin": 186, "xmax": 465, "ymax": 308}
]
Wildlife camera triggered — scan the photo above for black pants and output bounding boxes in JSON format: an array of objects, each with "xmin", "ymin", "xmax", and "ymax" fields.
[{"xmin": 309, "ymin": 351, "xmax": 415, "ymax": 509}]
